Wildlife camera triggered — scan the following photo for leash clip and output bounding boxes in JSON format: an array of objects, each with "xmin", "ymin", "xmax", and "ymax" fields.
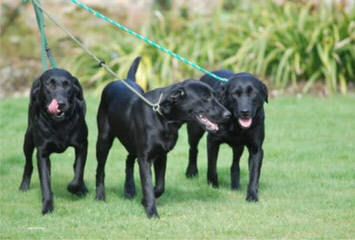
[
  {"xmin": 98, "ymin": 60, "xmax": 105, "ymax": 67},
  {"xmin": 152, "ymin": 93, "xmax": 163, "ymax": 116}
]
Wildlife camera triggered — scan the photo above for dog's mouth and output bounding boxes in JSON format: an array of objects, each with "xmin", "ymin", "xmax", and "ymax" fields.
[
  {"xmin": 54, "ymin": 110, "xmax": 65, "ymax": 119},
  {"xmin": 48, "ymin": 99, "xmax": 65, "ymax": 119},
  {"xmin": 196, "ymin": 114, "xmax": 219, "ymax": 132},
  {"xmin": 238, "ymin": 117, "xmax": 252, "ymax": 129}
]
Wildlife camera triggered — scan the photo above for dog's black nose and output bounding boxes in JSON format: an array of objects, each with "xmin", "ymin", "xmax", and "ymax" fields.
[
  {"xmin": 223, "ymin": 111, "xmax": 231, "ymax": 119},
  {"xmin": 57, "ymin": 101, "xmax": 66, "ymax": 110},
  {"xmin": 241, "ymin": 110, "xmax": 250, "ymax": 117}
]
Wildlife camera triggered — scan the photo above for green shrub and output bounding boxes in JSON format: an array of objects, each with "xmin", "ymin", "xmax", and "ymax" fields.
[{"xmin": 62, "ymin": 1, "xmax": 355, "ymax": 93}]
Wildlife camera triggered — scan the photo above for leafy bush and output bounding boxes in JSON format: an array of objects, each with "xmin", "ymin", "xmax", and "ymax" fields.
[{"xmin": 61, "ymin": 1, "xmax": 355, "ymax": 93}]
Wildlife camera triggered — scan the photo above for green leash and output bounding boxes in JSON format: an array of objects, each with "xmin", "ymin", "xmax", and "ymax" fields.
[
  {"xmin": 23, "ymin": 0, "xmax": 57, "ymax": 70},
  {"xmin": 30, "ymin": 0, "xmax": 164, "ymax": 115},
  {"xmin": 70, "ymin": 0, "xmax": 228, "ymax": 82}
]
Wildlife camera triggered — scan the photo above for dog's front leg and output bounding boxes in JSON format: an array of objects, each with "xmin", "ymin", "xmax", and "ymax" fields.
[
  {"xmin": 19, "ymin": 128, "xmax": 35, "ymax": 191},
  {"xmin": 138, "ymin": 157, "xmax": 159, "ymax": 218},
  {"xmin": 95, "ymin": 133, "xmax": 114, "ymax": 201},
  {"xmin": 36, "ymin": 149, "xmax": 53, "ymax": 214},
  {"xmin": 231, "ymin": 145, "xmax": 244, "ymax": 190},
  {"xmin": 68, "ymin": 140, "xmax": 88, "ymax": 196},
  {"xmin": 207, "ymin": 134, "xmax": 221, "ymax": 188},
  {"xmin": 186, "ymin": 121, "xmax": 205, "ymax": 177},
  {"xmin": 246, "ymin": 147, "xmax": 263, "ymax": 201},
  {"xmin": 124, "ymin": 153, "xmax": 136, "ymax": 199},
  {"xmin": 154, "ymin": 154, "xmax": 167, "ymax": 198}
]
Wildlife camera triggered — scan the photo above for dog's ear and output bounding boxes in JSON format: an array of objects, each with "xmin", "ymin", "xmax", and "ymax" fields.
[
  {"xmin": 160, "ymin": 85, "xmax": 185, "ymax": 115},
  {"xmin": 71, "ymin": 76, "xmax": 84, "ymax": 101},
  {"xmin": 217, "ymin": 82, "xmax": 228, "ymax": 103},
  {"xmin": 30, "ymin": 76, "xmax": 42, "ymax": 105},
  {"xmin": 169, "ymin": 87, "xmax": 185, "ymax": 103},
  {"xmin": 260, "ymin": 81, "xmax": 268, "ymax": 103}
]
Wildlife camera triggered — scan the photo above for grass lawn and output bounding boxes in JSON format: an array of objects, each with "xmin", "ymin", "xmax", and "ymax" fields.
[{"xmin": 0, "ymin": 94, "xmax": 354, "ymax": 239}]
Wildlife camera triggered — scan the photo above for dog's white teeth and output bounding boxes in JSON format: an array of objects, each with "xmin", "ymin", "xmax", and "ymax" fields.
[{"xmin": 57, "ymin": 111, "xmax": 64, "ymax": 117}]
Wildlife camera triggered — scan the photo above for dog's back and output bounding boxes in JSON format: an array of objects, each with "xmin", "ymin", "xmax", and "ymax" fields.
[
  {"xmin": 99, "ymin": 57, "xmax": 143, "ymax": 112},
  {"xmin": 97, "ymin": 57, "xmax": 144, "ymax": 154},
  {"xmin": 201, "ymin": 70, "xmax": 234, "ymax": 88}
]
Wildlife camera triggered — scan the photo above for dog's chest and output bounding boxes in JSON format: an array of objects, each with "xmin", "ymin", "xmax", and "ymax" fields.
[
  {"xmin": 51, "ymin": 131, "xmax": 73, "ymax": 151},
  {"xmin": 38, "ymin": 129, "xmax": 73, "ymax": 153},
  {"xmin": 49, "ymin": 141, "xmax": 69, "ymax": 153},
  {"xmin": 217, "ymin": 127, "xmax": 250, "ymax": 146},
  {"xmin": 162, "ymin": 130, "xmax": 178, "ymax": 152},
  {"xmin": 34, "ymin": 118, "xmax": 80, "ymax": 152},
  {"xmin": 149, "ymin": 128, "xmax": 178, "ymax": 154}
]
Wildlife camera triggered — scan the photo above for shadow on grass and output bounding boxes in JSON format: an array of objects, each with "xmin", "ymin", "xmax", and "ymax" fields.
[{"xmin": 157, "ymin": 186, "xmax": 222, "ymax": 207}]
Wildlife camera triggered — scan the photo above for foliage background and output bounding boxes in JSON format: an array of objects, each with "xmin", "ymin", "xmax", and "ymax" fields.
[{"xmin": 1, "ymin": 0, "xmax": 355, "ymax": 98}]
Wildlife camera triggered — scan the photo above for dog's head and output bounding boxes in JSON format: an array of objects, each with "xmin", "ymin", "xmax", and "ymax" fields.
[
  {"xmin": 220, "ymin": 73, "xmax": 268, "ymax": 129},
  {"xmin": 32, "ymin": 68, "xmax": 83, "ymax": 122},
  {"xmin": 160, "ymin": 79, "xmax": 231, "ymax": 133}
]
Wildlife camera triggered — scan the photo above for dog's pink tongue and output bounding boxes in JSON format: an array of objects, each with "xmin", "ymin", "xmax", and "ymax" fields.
[
  {"xmin": 239, "ymin": 118, "xmax": 252, "ymax": 128},
  {"xmin": 48, "ymin": 99, "xmax": 59, "ymax": 114}
]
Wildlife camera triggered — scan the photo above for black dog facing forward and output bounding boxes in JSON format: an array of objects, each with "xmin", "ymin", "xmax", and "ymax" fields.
[
  {"xmin": 95, "ymin": 57, "xmax": 230, "ymax": 218},
  {"xmin": 19, "ymin": 68, "xmax": 88, "ymax": 214},
  {"xmin": 185, "ymin": 70, "xmax": 268, "ymax": 202}
]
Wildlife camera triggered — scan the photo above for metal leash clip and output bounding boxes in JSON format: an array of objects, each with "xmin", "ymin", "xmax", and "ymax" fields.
[{"xmin": 152, "ymin": 93, "xmax": 163, "ymax": 116}]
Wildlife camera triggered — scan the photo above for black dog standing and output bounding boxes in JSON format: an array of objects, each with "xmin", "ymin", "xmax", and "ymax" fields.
[
  {"xmin": 186, "ymin": 70, "xmax": 268, "ymax": 201},
  {"xmin": 19, "ymin": 69, "xmax": 88, "ymax": 214},
  {"xmin": 95, "ymin": 57, "xmax": 231, "ymax": 218}
]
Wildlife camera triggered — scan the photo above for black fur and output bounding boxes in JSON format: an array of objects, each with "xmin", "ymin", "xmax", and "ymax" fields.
[
  {"xmin": 185, "ymin": 70, "xmax": 268, "ymax": 202},
  {"xmin": 19, "ymin": 68, "xmax": 88, "ymax": 214},
  {"xmin": 95, "ymin": 57, "xmax": 230, "ymax": 218}
]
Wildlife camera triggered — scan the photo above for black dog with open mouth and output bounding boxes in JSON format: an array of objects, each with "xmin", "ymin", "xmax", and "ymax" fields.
[
  {"xmin": 95, "ymin": 57, "xmax": 230, "ymax": 218},
  {"xmin": 19, "ymin": 68, "xmax": 88, "ymax": 214},
  {"xmin": 185, "ymin": 70, "xmax": 268, "ymax": 202}
]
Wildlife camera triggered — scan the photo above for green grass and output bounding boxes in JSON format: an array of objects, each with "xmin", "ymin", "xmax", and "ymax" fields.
[{"xmin": 0, "ymin": 94, "xmax": 354, "ymax": 239}]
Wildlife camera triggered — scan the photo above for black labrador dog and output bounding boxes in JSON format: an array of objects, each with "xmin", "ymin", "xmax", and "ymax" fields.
[
  {"xmin": 96, "ymin": 57, "xmax": 230, "ymax": 218},
  {"xmin": 185, "ymin": 70, "xmax": 268, "ymax": 201},
  {"xmin": 19, "ymin": 68, "xmax": 88, "ymax": 214}
]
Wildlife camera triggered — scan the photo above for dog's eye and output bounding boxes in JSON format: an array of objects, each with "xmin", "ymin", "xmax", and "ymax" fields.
[
  {"xmin": 232, "ymin": 92, "xmax": 241, "ymax": 98},
  {"xmin": 247, "ymin": 86, "xmax": 256, "ymax": 97},
  {"xmin": 48, "ymin": 79, "xmax": 56, "ymax": 89},
  {"xmin": 62, "ymin": 81, "xmax": 69, "ymax": 88},
  {"xmin": 248, "ymin": 89, "xmax": 256, "ymax": 97}
]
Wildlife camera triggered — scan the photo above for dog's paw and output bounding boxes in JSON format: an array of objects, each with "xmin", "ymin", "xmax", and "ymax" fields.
[
  {"xmin": 146, "ymin": 207, "xmax": 159, "ymax": 219},
  {"xmin": 231, "ymin": 182, "xmax": 241, "ymax": 191},
  {"xmin": 67, "ymin": 181, "xmax": 88, "ymax": 196},
  {"xmin": 42, "ymin": 199, "xmax": 54, "ymax": 215},
  {"xmin": 185, "ymin": 166, "xmax": 198, "ymax": 178},
  {"xmin": 124, "ymin": 181, "xmax": 136, "ymax": 199},
  {"xmin": 95, "ymin": 187, "xmax": 106, "ymax": 201},
  {"xmin": 208, "ymin": 181, "xmax": 219, "ymax": 188},
  {"xmin": 19, "ymin": 181, "xmax": 30, "ymax": 191},
  {"xmin": 124, "ymin": 189, "xmax": 136, "ymax": 199},
  {"xmin": 141, "ymin": 198, "xmax": 147, "ymax": 207},
  {"xmin": 154, "ymin": 186, "xmax": 165, "ymax": 198},
  {"xmin": 207, "ymin": 178, "xmax": 219, "ymax": 188},
  {"xmin": 246, "ymin": 191, "xmax": 259, "ymax": 202}
]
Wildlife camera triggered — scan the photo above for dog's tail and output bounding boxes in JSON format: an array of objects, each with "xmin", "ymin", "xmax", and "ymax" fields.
[{"xmin": 126, "ymin": 56, "xmax": 141, "ymax": 82}]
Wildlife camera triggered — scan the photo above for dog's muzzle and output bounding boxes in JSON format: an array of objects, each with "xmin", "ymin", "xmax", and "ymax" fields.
[
  {"xmin": 196, "ymin": 114, "xmax": 219, "ymax": 132},
  {"xmin": 238, "ymin": 110, "xmax": 252, "ymax": 129},
  {"xmin": 48, "ymin": 99, "xmax": 65, "ymax": 119}
]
